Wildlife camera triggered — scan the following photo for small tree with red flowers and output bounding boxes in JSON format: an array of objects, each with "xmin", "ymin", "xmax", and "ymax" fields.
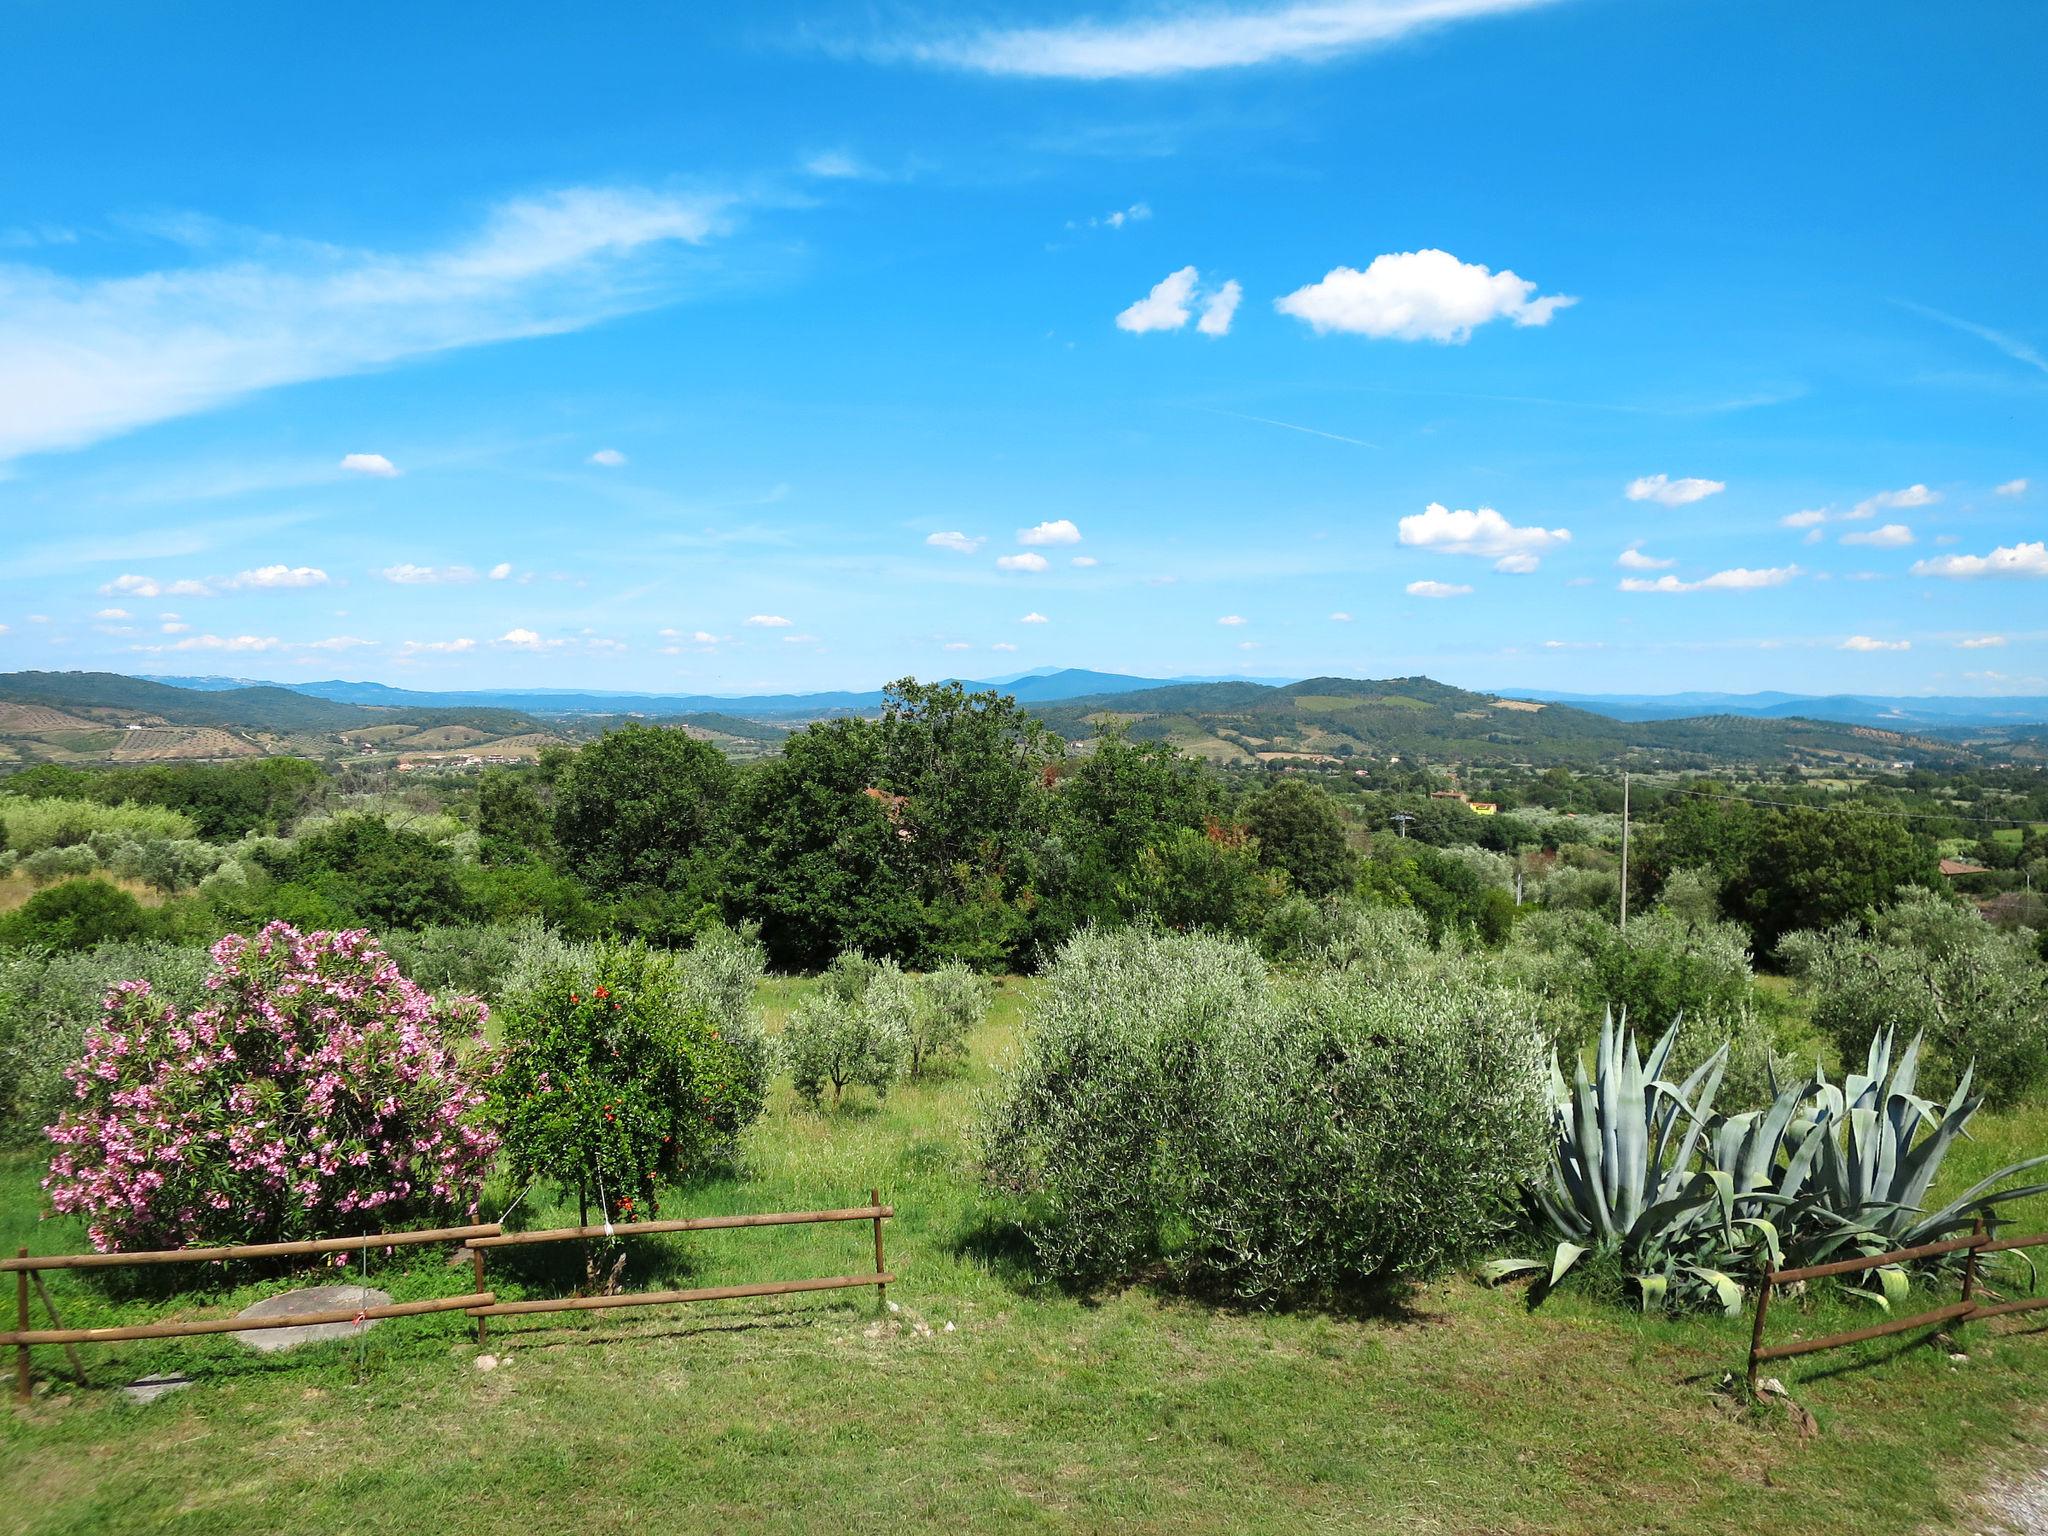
[{"xmin": 494, "ymin": 940, "xmax": 764, "ymax": 1229}]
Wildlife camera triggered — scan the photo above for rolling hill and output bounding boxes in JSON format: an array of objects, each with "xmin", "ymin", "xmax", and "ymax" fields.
[
  {"xmin": 1029, "ymin": 676, "xmax": 1975, "ymax": 771},
  {"xmin": 0, "ymin": 671, "xmax": 558, "ymax": 768}
]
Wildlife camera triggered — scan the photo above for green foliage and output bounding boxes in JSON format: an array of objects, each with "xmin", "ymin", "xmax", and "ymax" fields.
[
  {"xmin": 1503, "ymin": 909, "xmax": 1755, "ymax": 1047},
  {"xmin": 554, "ymin": 723, "xmax": 736, "ymax": 896},
  {"xmin": 0, "ymin": 796, "xmax": 198, "ymax": 854},
  {"xmin": 1120, "ymin": 825, "xmax": 1281, "ymax": 936},
  {"xmin": 0, "ymin": 878, "xmax": 154, "ymax": 950},
  {"xmin": 270, "ymin": 813, "xmax": 475, "ymax": 930},
  {"xmin": 495, "ymin": 939, "xmax": 767, "ymax": 1218},
  {"xmin": 0, "ymin": 939, "xmax": 213, "ymax": 1142},
  {"xmin": 981, "ymin": 926, "xmax": 1550, "ymax": 1302},
  {"xmin": 1723, "ymin": 808, "xmax": 1940, "ymax": 953},
  {"xmin": 1783, "ymin": 887, "xmax": 2048, "ymax": 1107},
  {"xmin": 1244, "ymin": 777, "xmax": 1355, "ymax": 898},
  {"xmin": 475, "ymin": 769, "xmax": 555, "ymax": 867},
  {"xmin": 1358, "ymin": 840, "xmax": 1507, "ymax": 944},
  {"xmin": 909, "ymin": 961, "xmax": 989, "ymax": 1077},
  {"xmin": 780, "ymin": 957, "xmax": 912, "ymax": 1108}
]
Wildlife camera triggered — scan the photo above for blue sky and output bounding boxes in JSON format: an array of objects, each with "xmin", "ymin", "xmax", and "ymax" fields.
[{"xmin": 1, "ymin": 0, "xmax": 2043, "ymax": 697}]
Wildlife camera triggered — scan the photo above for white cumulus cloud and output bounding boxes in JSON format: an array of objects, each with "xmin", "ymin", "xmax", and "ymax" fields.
[
  {"xmin": 1840, "ymin": 523, "xmax": 1914, "ymax": 548},
  {"xmin": 1405, "ymin": 580, "xmax": 1472, "ymax": 598},
  {"xmin": 1849, "ymin": 483, "xmax": 1938, "ymax": 520},
  {"xmin": 1116, "ymin": 266, "xmax": 1198, "ymax": 333},
  {"xmin": 1276, "ymin": 249, "xmax": 1574, "ymax": 343},
  {"xmin": 1957, "ymin": 636, "xmax": 2006, "ymax": 649},
  {"xmin": 1070, "ymin": 555, "xmax": 1098, "ymax": 568},
  {"xmin": 398, "ymin": 637, "xmax": 477, "ymax": 655},
  {"xmin": 588, "ymin": 448, "xmax": 627, "ymax": 467},
  {"xmin": 1840, "ymin": 635, "xmax": 1910, "ymax": 652},
  {"xmin": 1398, "ymin": 502, "xmax": 1570, "ymax": 570},
  {"xmin": 927, "ymin": 531, "xmax": 985, "ymax": 554},
  {"xmin": 1994, "ymin": 478, "xmax": 2028, "ymax": 497},
  {"xmin": 99, "ymin": 573, "xmax": 214, "ymax": 599},
  {"xmin": 1197, "ymin": 280, "xmax": 1243, "ymax": 337},
  {"xmin": 1020, "ymin": 612, "xmax": 1049, "ymax": 624},
  {"xmin": 1617, "ymin": 546, "xmax": 1675, "ymax": 570},
  {"xmin": 1017, "ymin": 519, "xmax": 1082, "ymax": 546},
  {"xmin": 744, "ymin": 614, "xmax": 794, "ymax": 627},
  {"xmin": 1911, "ymin": 541, "xmax": 2048, "ymax": 579},
  {"xmin": 229, "ymin": 564, "xmax": 330, "ymax": 589},
  {"xmin": 998, "ymin": 552, "xmax": 1050, "ymax": 572},
  {"xmin": 340, "ymin": 453, "xmax": 399, "ymax": 478},
  {"xmin": 1217, "ymin": 614, "xmax": 1247, "ymax": 626},
  {"xmin": 1626, "ymin": 473, "xmax": 1725, "ymax": 507}
]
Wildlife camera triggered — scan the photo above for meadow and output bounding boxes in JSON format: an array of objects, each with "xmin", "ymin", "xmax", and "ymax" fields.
[{"xmin": 4, "ymin": 977, "xmax": 2046, "ymax": 1536}]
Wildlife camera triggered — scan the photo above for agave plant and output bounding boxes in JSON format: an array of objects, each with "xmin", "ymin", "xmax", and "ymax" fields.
[
  {"xmin": 1783, "ymin": 1028, "xmax": 2048, "ymax": 1279},
  {"xmin": 1485, "ymin": 1014, "xmax": 1775, "ymax": 1313}
]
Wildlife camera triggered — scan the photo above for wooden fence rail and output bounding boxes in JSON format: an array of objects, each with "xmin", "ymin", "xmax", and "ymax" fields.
[
  {"xmin": 1747, "ymin": 1226, "xmax": 2048, "ymax": 1392},
  {"xmin": 7, "ymin": 1195, "xmax": 894, "ymax": 1401},
  {"xmin": 463, "ymin": 1189, "xmax": 894, "ymax": 1348}
]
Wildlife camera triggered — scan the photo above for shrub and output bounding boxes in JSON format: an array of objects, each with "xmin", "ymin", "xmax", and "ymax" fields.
[
  {"xmin": 910, "ymin": 962, "xmax": 989, "ymax": 1078},
  {"xmin": 20, "ymin": 845, "xmax": 99, "ymax": 883},
  {"xmin": 0, "ymin": 941, "xmax": 213, "ymax": 1144},
  {"xmin": 979, "ymin": 926, "xmax": 1550, "ymax": 1302},
  {"xmin": 1501, "ymin": 908, "xmax": 1755, "ymax": 1049},
  {"xmin": 781, "ymin": 959, "xmax": 910, "ymax": 1108},
  {"xmin": 495, "ymin": 939, "xmax": 765, "ymax": 1220},
  {"xmin": 0, "ymin": 796, "xmax": 198, "ymax": 855},
  {"xmin": 42, "ymin": 924, "xmax": 500, "ymax": 1251},
  {"xmin": 383, "ymin": 922, "xmax": 527, "ymax": 1000},
  {"xmin": 0, "ymin": 878, "xmax": 154, "ymax": 950},
  {"xmin": 1782, "ymin": 887, "xmax": 2048, "ymax": 1107}
]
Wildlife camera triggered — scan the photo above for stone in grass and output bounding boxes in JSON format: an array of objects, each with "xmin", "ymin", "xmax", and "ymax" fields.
[
  {"xmin": 231, "ymin": 1285, "xmax": 392, "ymax": 1353},
  {"xmin": 122, "ymin": 1374, "xmax": 194, "ymax": 1404}
]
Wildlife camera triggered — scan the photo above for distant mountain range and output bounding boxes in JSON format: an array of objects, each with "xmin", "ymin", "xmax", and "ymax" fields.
[
  {"xmin": 1515, "ymin": 690, "xmax": 2048, "ymax": 729},
  {"xmin": 134, "ymin": 670, "xmax": 2048, "ymax": 731},
  {"xmin": 136, "ymin": 667, "xmax": 1286, "ymax": 719},
  {"xmin": 6, "ymin": 669, "xmax": 2044, "ymax": 774}
]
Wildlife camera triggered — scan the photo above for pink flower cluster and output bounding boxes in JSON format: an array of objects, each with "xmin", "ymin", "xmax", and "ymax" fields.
[{"xmin": 44, "ymin": 922, "xmax": 502, "ymax": 1252}]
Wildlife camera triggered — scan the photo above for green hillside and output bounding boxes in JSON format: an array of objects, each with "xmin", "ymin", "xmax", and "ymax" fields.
[{"xmin": 1032, "ymin": 674, "xmax": 1972, "ymax": 771}]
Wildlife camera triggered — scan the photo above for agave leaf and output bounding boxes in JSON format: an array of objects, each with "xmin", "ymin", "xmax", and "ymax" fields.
[
  {"xmin": 1478, "ymin": 1258, "xmax": 1545, "ymax": 1286},
  {"xmin": 1550, "ymin": 1241, "xmax": 1590, "ymax": 1289},
  {"xmin": 1633, "ymin": 1272, "xmax": 1669, "ymax": 1313},
  {"xmin": 1734, "ymin": 1217, "xmax": 1784, "ymax": 1272},
  {"xmin": 1680, "ymin": 1265, "xmax": 1743, "ymax": 1317},
  {"xmin": 1875, "ymin": 1264, "xmax": 1910, "ymax": 1309},
  {"xmin": 1840, "ymin": 1284, "xmax": 1891, "ymax": 1313}
]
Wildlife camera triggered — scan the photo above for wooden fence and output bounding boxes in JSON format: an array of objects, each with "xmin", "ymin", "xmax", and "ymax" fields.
[
  {"xmin": 1746, "ymin": 1224, "xmax": 2048, "ymax": 1392},
  {"xmin": 5, "ymin": 1194, "xmax": 893, "ymax": 1401}
]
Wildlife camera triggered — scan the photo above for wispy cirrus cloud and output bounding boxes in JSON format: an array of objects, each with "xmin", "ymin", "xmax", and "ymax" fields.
[
  {"xmin": 882, "ymin": 0, "xmax": 1570, "ymax": 79},
  {"xmin": 0, "ymin": 186, "xmax": 734, "ymax": 462}
]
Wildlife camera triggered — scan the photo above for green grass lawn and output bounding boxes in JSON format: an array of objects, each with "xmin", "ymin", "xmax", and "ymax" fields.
[{"xmin": 4, "ymin": 977, "xmax": 2047, "ymax": 1535}]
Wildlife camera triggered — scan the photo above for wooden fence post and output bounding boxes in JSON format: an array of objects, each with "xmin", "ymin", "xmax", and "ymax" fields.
[
  {"xmin": 871, "ymin": 1188, "xmax": 887, "ymax": 1312},
  {"xmin": 1746, "ymin": 1268, "xmax": 1774, "ymax": 1396},
  {"xmin": 15, "ymin": 1247, "xmax": 29, "ymax": 1403},
  {"xmin": 473, "ymin": 1248, "xmax": 489, "ymax": 1349},
  {"xmin": 1962, "ymin": 1216, "xmax": 1985, "ymax": 1308}
]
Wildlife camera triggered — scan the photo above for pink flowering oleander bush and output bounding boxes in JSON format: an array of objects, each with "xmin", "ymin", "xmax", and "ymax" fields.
[{"xmin": 43, "ymin": 922, "xmax": 501, "ymax": 1253}]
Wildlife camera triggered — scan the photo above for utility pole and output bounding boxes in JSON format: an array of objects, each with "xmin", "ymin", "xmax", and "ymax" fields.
[
  {"xmin": 1619, "ymin": 771, "xmax": 1630, "ymax": 932},
  {"xmin": 1392, "ymin": 811, "xmax": 1415, "ymax": 839}
]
